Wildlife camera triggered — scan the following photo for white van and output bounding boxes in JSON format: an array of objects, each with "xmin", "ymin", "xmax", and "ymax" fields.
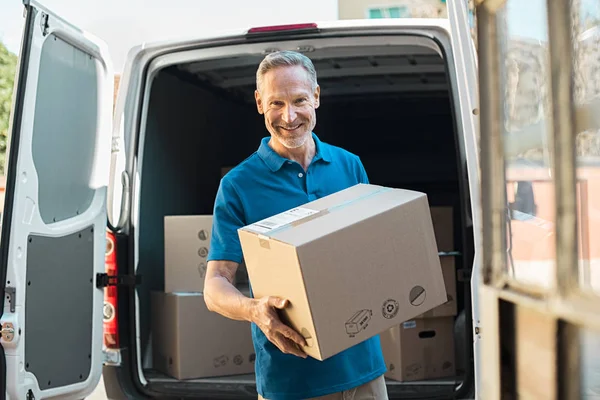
[{"xmin": 0, "ymin": 0, "xmax": 481, "ymax": 398}]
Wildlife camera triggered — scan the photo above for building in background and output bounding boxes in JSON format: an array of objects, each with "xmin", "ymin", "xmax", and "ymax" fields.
[
  {"xmin": 337, "ymin": 0, "xmax": 476, "ymax": 42},
  {"xmin": 338, "ymin": 0, "xmax": 448, "ymax": 20}
]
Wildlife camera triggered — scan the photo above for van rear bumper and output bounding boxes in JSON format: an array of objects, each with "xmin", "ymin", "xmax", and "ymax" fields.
[{"xmin": 102, "ymin": 365, "xmax": 144, "ymax": 400}]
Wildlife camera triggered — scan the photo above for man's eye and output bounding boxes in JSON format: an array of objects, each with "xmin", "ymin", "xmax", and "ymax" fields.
[{"xmin": 296, "ymin": 98, "xmax": 307, "ymax": 104}]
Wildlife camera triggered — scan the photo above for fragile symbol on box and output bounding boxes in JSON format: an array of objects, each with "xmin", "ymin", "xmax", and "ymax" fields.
[
  {"xmin": 345, "ymin": 309, "xmax": 372, "ymax": 337},
  {"xmin": 198, "ymin": 247, "xmax": 208, "ymax": 258},
  {"xmin": 406, "ymin": 363, "xmax": 422, "ymax": 378},
  {"xmin": 198, "ymin": 262, "xmax": 207, "ymax": 278},
  {"xmin": 213, "ymin": 355, "xmax": 228, "ymax": 368}
]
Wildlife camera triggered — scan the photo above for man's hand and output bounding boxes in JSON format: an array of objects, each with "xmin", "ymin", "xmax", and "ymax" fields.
[{"xmin": 250, "ymin": 296, "xmax": 308, "ymax": 358}]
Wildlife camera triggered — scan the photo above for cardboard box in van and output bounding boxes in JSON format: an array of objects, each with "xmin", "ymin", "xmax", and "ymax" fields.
[
  {"xmin": 151, "ymin": 291, "xmax": 256, "ymax": 380},
  {"xmin": 164, "ymin": 215, "xmax": 247, "ymax": 292},
  {"xmin": 380, "ymin": 317, "xmax": 456, "ymax": 382},
  {"xmin": 238, "ymin": 183, "xmax": 447, "ymax": 361},
  {"xmin": 415, "ymin": 256, "xmax": 457, "ymax": 318},
  {"xmin": 430, "ymin": 207, "xmax": 454, "ymax": 252}
]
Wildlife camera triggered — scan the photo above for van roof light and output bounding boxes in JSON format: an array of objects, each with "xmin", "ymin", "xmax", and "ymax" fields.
[{"xmin": 247, "ymin": 23, "xmax": 318, "ymax": 34}]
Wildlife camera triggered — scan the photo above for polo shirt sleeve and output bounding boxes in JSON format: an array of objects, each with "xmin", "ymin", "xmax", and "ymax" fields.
[
  {"xmin": 207, "ymin": 178, "xmax": 245, "ymax": 264},
  {"xmin": 357, "ymin": 156, "xmax": 370, "ymax": 184}
]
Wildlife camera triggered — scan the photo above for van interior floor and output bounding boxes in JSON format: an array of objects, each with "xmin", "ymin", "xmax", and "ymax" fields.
[
  {"xmin": 144, "ymin": 370, "xmax": 461, "ymax": 398},
  {"xmin": 135, "ymin": 43, "xmax": 475, "ymax": 399}
]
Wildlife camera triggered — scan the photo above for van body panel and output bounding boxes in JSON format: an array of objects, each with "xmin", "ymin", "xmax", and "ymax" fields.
[
  {"xmin": 0, "ymin": 1, "xmax": 114, "ymax": 399},
  {"xmin": 445, "ymin": 0, "xmax": 482, "ymax": 396}
]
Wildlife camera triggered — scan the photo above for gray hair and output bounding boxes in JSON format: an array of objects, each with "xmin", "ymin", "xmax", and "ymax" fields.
[{"xmin": 256, "ymin": 51, "xmax": 318, "ymax": 93}]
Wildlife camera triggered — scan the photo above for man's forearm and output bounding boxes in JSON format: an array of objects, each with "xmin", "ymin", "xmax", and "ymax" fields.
[{"xmin": 204, "ymin": 276, "xmax": 256, "ymax": 322}]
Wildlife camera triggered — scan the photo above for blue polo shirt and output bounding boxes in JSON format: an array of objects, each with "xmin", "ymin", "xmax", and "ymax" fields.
[{"xmin": 207, "ymin": 133, "xmax": 386, "ymax": 400}]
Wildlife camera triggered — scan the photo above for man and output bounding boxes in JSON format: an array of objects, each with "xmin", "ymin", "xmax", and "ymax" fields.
[{"xmin": 204, "ymin": 50, "xmax": 388, "ymax": 400}]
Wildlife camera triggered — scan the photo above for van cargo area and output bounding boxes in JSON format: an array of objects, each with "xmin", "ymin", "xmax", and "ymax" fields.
[{"xmin": 131, "ymin": 34, "xmax": 475, "ymax": 399}]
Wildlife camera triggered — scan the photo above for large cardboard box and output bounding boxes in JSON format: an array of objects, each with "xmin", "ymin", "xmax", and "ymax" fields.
[
  {"xmin": 151, "ymin": 292, "xmax": 256, "ymax": 380},
  {"xmin": 415, "ymin": 256, "xmax": 457, "ymax": 318},
  {"xmin": 380, "ymin": 317, "xmax": 455, "ymax": 382},
  {"xmin": 430, "ymin": 207, "xmax": 454, "ymax": 252},
  {"xmin": 164, "ymin": 215, "xmax": 248, "ymax": 292},
  {"xmin": 238, "ymin": 184, "xmax": 447, "ymax": 361}
]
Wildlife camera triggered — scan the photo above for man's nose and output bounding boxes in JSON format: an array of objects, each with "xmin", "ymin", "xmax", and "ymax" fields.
[{"xmin": 282, "ymin": 104, "xmax": 297, "ymax": 123}]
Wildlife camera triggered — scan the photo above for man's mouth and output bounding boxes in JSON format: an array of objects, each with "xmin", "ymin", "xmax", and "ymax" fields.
[{"xmin": 280, "ymin": 123, "xmax": 303, "ymax": 131}]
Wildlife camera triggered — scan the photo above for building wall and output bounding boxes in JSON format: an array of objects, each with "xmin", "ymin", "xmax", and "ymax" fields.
[{"xmin": 338, "ymin": 0, "xmax": 448, "ymax": 20}]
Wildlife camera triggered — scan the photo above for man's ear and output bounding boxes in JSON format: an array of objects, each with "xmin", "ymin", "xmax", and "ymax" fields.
[
  {"xmin": 314, "ymin": 85, "xmax": 321, "ymax": 109},
  {"xmin": 255, "ymin": 90, "xmax": 264, "ymax": 114}
]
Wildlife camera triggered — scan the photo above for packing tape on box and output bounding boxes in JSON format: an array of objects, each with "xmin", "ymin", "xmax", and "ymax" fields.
[{"xmin": 256, "ymin": 187, "xmax": 394, "ymax": 239}]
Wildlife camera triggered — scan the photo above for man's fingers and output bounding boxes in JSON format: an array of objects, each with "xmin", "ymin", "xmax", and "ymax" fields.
[
  {"xmin": 278, "ymin": 324, "xmax": 308, "ymax": 347},
  {"xmin": 273, "ymin": 333, "xmax": 307, "ymax": 358},
  {"xmin": 271, "ymin": 336, "xmax": 289, "ymax": 355},
  {"xmin": 267, "ymin": 296, "xmax": 288, "ymax": 309}
]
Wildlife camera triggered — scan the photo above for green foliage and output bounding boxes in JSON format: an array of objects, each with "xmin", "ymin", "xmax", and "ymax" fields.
[{"xmin": 0, "ymin": 42, "xmax": 18, "ymax": 175}]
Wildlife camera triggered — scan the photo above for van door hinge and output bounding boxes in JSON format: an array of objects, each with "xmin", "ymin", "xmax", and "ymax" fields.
[
  {"xmin": 96, "ymin": 273, "xmax": 141, "ymax": 288},
  {"xmin": 40, "ymin": 12, "xmax": 49, "ymax": 36}
]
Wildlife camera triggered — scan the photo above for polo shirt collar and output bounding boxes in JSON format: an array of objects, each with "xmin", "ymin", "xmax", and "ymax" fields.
[{"xmin": 258, "ymin": 132, "xmax": 332, "ymax": 172}]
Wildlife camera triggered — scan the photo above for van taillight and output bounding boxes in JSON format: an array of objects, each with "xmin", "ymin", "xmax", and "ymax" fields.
[
  {"xmin": 247, "ymin": 23, "xmax": 318, "ymax": 34},
  {"xmin": 104, "ymin": 230, "xmax": 119, "ymax": 349}
]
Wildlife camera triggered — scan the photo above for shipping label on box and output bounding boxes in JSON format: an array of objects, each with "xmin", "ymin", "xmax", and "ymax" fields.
[
  {"xmin": 380, "ymin": 317, "xmax": 456, "ymax": 382},
  {"xmin": 151, "ymin": 292, "xmax": 256, "ymax": 380},
  {"xmin": 238, "ymin": 184, "xmax": 447, "ymax": 361},
  {"xmin": 416, "ymin": 256, "xmax": 457, "ymax": 318}
]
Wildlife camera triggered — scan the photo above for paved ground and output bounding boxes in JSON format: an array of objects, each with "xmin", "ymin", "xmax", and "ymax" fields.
[{"xmin": 87, "ymin": 376, "xmax": 108, "ymax": 400}]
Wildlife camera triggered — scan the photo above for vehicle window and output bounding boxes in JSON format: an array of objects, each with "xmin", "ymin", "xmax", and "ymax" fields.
[
  {"xmin": 580, "ymin": 327, "xmax": 600, "ymax": 397},
  {"xmin": 32, "ymin": 34, "xmax": 98, "ymax": 224},
  {"xmin": 499, "ymin": 0, "xmax": 555, "ymax": 289},
  {"xmin": 573, "ymin": 0, "xmax": 600, "ymax": 295}
]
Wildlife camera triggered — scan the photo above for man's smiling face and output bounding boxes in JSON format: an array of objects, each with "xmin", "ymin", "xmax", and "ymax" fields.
[{"xmin": 255, "ymin": 65, "xmax": 320, "ymax": 149}]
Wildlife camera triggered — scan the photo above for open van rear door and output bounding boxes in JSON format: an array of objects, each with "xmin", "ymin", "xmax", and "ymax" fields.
[
  {"xmin": 446, "ymin": 0, "xmax": 482, "ymax": 397},
  {"xmin": 0, "ymin": 1, "xmax": 112, "ymax": 399}
]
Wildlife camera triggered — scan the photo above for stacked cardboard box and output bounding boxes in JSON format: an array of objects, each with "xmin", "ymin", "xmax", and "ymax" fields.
[
  {"xmin": 163, "ymin": 215, "xmax": 248, "ymax": 292},
  {"xmin": 379, "ymin": 206, "xmax": 457, "ymax": 382},
  {"xmin": 151, "ymin": 214, "xmax": 254, "ymax": 380}
]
